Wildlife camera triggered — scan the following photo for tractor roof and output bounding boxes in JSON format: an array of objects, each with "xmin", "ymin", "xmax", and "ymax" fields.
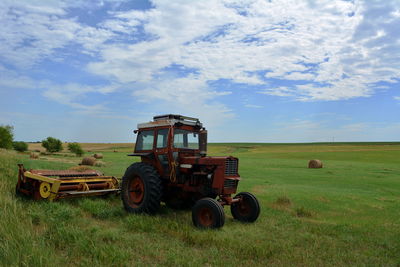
[{"xmin": 137, "ymin": 114, "xmax": 203, "ymax": 129}]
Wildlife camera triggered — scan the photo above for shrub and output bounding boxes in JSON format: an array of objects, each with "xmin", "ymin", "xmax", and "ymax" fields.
[
  {"xmin": 13, "ymin": 141, "xmax": 28, "ymax": 152},
  {"xmin": 0, "ymin": 125, "xmax": 13, "ymax": 149},
  {"xmin": 42, "ymin": 137, "xmax": 63, "ymax": 153},
  {"xmin": 68, "ymin": 142, "xmax": 84, "ymax": 156}
]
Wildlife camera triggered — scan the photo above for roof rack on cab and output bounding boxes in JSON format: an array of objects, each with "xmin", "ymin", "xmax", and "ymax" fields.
[
  {"xmin": 137, "ymin": 114, "xmax": 203, "ymax": 129},
  {"xmin": 153, "ymin": 114, "xmax": 199, "ymax": 123}
]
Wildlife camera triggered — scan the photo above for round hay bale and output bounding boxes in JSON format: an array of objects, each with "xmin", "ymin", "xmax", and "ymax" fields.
[
  {"xmin": 93, "ymin": 153, "xmax": 103, "ymax": 159},
  {"xmin": 30, "ymin": 152, "xmax": 39, "ymax": 159},
  {"xmin": 81, "ymin": 157, "xmax": 96, "ymax": 166},
  {"xmin": 308, "ymin": 159, "xmax": 323, "ymax": 168}
]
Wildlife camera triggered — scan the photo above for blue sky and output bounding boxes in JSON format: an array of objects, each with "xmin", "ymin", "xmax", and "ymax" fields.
[{"xmin": 0, "ymin": 0, "xmax": 399, "ymax": 143}]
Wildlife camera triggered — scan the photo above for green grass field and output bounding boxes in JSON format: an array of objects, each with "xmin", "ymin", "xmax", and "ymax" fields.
[{"xmin": 1, "ymin": 143, "xmax": 400, "ymax": 266}]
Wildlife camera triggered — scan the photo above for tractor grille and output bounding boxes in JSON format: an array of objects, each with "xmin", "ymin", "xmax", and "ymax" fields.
[
  {"xmin": 224, "ymin": 179, "xmax": 237, "ymax": 189},
  {"xmin": 225, "ymin": 158, "xmax": 238, "ymax": 176}
]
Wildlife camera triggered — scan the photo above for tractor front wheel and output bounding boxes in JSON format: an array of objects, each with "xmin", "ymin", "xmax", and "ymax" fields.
[
  {"xmin": 231, "ymin": 192, "xmax": 260, "ymax": 222},
  {"xmin": 192, "ymin": 198, "xmax": 225, "ymax": 229},
  {"xmin": 121, "ymin": 163, "xmax": 162, "ymax": 214}
]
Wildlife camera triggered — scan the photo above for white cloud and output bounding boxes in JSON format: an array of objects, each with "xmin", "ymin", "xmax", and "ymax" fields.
[
  {"xmin": 0, "ymin": 65, "xmax": 36, "ymax": 89},
  {"xmin": 0, "ymin": 1, "xmax": 114, "ymax": 68},
  {"xmin": 100, "ymin": 18, "xmax": 141, "ymax": 34},
  {"xmin": 258, "ymin": 86, "xmax": 295, "ymax": 97},
  {"xmin": 87, "ymin": 0, "xmax": 396, "ymax": 104},
  {"xmin": 131, "ymin": 75, "xmax": 233, "ymax": 128},
  {"xmin": 0, "ymin": 64, "xmax": 117, "ymax": 114},
  {"xmin": 283, "ymin": 72, "xmax": 316, "ymax": 81},
  {"xmin": 1, "ymin": 0, "xmax": 400, "ymax": 124},
  {"xmin": 244, "ymin": 104, "xmax": 263, "ymax": 109},
  {"xmin": 133, "ymin": 75, "xmax": 231, "ymax": 103},
  {"xmin": 394, "ymin": 96, "xmax": 400, "ymax": 101}
]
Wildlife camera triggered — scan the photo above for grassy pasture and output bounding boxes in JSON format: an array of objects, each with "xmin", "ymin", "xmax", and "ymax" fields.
[{"xmin": 1, "ymin": 142, "xmax": 400, "ymax": 266}]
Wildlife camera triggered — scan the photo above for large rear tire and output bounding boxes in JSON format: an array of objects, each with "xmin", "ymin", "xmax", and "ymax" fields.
[
  {"xmin": 192, "ymin": 198, "xmax": 225, "ymax": 229},
  {"xmin": 231, "ymin": 192, "xmax": 260, "ymax": 222},
  {"xmin": 121, "ymin": 162, "xmax": 162, "ymax": 214}
]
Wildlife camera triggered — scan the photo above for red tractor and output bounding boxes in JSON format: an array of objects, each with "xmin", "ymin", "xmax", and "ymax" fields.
[{"xmin": 121, "ymin": 114, "xmax": 260, "ymax": 228}]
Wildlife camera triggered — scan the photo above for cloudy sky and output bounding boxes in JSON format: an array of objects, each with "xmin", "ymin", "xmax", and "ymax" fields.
[{"xmin": 0, "ymin": 0, "xmax": 399, "ymax": 143}]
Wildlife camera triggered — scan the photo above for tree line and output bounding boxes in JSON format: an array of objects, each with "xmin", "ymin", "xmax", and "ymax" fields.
[{"xmin": 0, "ymin": 125, "xmax": 83, "ymax": 156}]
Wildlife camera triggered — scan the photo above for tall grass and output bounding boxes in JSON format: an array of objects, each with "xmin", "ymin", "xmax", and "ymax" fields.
[{"xmin": 1, "ymin": 143, "xmax": 400, "ymax": 266}]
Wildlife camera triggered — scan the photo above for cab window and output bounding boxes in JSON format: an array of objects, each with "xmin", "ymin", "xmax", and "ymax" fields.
[
  {"xmin": 136, "ymin": 130, "xmax": 154, "ymax": 151},
  {"xmin": 156, "ymin": 129, "xmax": 169, "ymax": 148},
  {"xmin": 173, "ymin": 129, "xmax": 199, "ymax": 149}
]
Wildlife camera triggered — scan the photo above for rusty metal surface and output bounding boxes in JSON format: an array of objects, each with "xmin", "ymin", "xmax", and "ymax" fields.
[
  {"xmin": 131, "ymin": 115, "xmax": 241, "ymax": 207},
  {"xmin": 123, "ymin": 115, "xmax": 261, "ymax": 228}
]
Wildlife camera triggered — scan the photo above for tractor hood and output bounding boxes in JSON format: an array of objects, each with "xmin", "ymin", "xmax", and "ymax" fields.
[
  {"xmin": 180, "ymin": 156, "xmax": 232, "ymax": 166},
  {"xmin": 179, "ymin": 156, "xmax": 239, "ymax": 177}
]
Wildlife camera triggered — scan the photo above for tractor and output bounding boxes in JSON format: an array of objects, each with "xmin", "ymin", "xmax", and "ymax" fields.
[{"xmin": 121, "ymin": 114, "xmax": 260, "ymax": 228}]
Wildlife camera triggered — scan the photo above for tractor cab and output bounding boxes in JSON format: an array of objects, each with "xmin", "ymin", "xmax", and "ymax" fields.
[{"xmin": 130, "ymin": 114, "xmax": 207, "ymax": 178}]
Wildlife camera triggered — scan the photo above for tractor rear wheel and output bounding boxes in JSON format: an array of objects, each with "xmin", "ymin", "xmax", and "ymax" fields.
[
  {"xmin": 231, "ymin": 192, "xmax": 260, "ymax": 222},
  {"xmin": 121, "ymin": 162, "xmax": 162, "ymax": 214},
  {"xmin": 192, "ymin": 198, "xmax": 225, "ymax": 229}
]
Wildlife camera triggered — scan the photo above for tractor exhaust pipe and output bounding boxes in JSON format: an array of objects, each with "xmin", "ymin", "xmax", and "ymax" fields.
[{"xmin": 199, "ymin": 129, "xmax": 207, "ymax": 157}]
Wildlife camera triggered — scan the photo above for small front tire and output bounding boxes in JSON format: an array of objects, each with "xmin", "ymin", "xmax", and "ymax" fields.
[
  {"xmin": 192, "ymin": 198, "xmax": 225, "ymax": 229},
  {"xmin": 231, "ymin": 192, "xmax": 260, "ymax": 222}
]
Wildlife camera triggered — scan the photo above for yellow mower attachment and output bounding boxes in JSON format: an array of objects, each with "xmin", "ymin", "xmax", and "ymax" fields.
[{"xmin": 16, "ymin": 164, "xmax": 119, "ymax": 201}]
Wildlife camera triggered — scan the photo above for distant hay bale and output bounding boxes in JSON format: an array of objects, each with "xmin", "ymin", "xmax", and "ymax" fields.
[
  {"xmin": 81, "ymin": 157, "xmax": 96, "ymax": 166},
  {"xmin": 93, "ymin": 153, "xmax": 103, "ymax": 159},
  {"xmin": 308, "ymin": 159, "xmax": 323, "ymax": 168},
  {"xmin": 30, "ymin": 152, "xmax": 39, "ymax": 159},
  {"xmin": 69, "ymin": 165, "xmax": 94, "ymax": 172}
]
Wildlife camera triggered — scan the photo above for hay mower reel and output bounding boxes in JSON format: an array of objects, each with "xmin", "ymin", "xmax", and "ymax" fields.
[{"xmin": 16, "ymin": 164, "xmax": 119, "ymax": 201}]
